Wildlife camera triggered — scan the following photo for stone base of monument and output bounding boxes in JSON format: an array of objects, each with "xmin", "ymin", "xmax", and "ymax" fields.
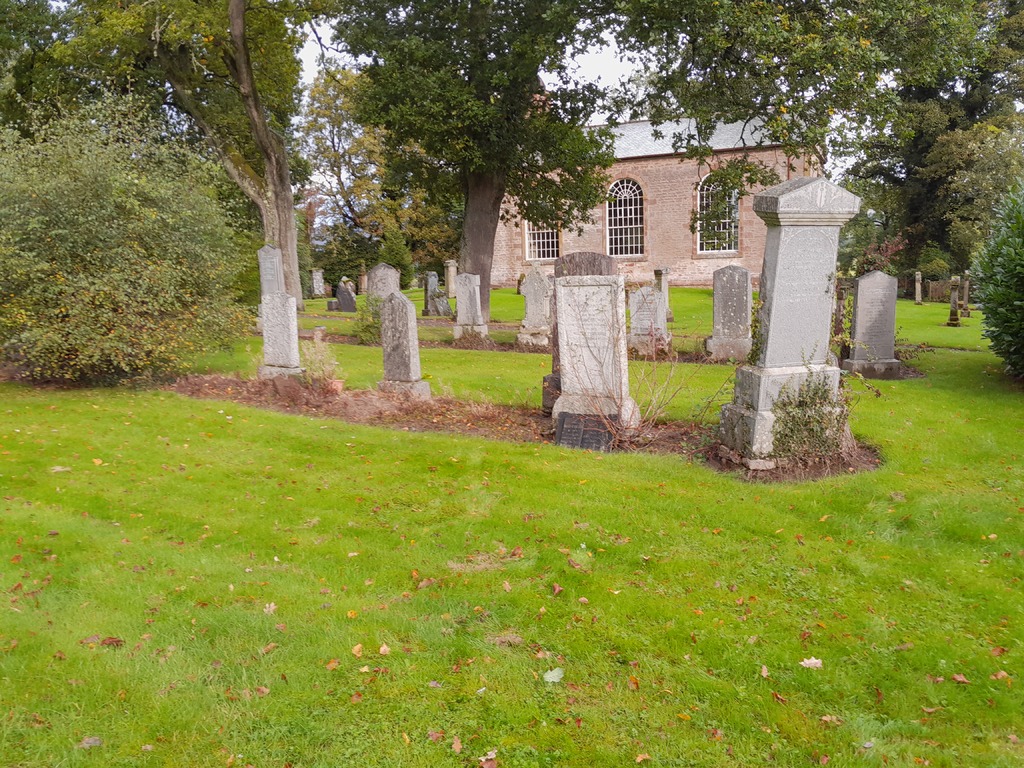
[
  {"xmin": 517, "ymin": 327, "xmax": 550, "ymax": 347},
  {"xmin": 719, "ymin": 363, "xmax": 841, "ymax": 466},
  {"xmin": 258, "ymin": 365, "xmax": 303, "ymax": 380},
  {"xmin": 327, "ymin": 300, "xmax": 340, "ymax": 311},
  {"xmin": 378, "ymin": 379, "xmax": 431, "ymax": 400},
  {"xmin": 552, "ymin": 394, "xmax": 640, "ymax": 437},
  {"xmin": 627, "ymin": 333, "xmax": 672, "ymax": 358},
  {"xmin": 555, "ymin": 413, "xmax": 617, "ymax": 451},
  {"xmin": 841, "ymin": 358, "xmax": 900, "ymax": 380},
  {"xmin": 453, "ymin": 324, "xmax": 488, "ymax": 340},
  {"xmin": 705, "ymin": 336, "xmax": 752, "ymax": 362}
]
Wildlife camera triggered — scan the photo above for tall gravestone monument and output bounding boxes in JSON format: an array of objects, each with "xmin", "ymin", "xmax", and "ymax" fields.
[
  {"xmin": 947, "ymin": 275, "xmax": 961, "ymax": 327},
  {"xmin": 334, "ymin": 280, "xmax": 357, "ymax": 312},
  {"xmin": 914, "ymin": 271, "xmax": 923, "ymax": 305},
  {"xmin": 653, "ymin": 268, "xmax": 674, "ymax": 322},
  {"xmin": 542, "ymin": 252, "xmax": 618, "ymax": 415},
  {"xmin": 444, "ymin": 260, "xmax": 458, "ymax": 299},
  {"xmin": 718, "ymin": 178, "xmax": 861, "ymax": 468},
  {"xmin": 453, "ymin": 273, "xmax": 488, "ymax": 339},
  {"xmin": 840, "ymin": 270, "xmax": 900, "ymax": 379},
  {"xmin": 257, "ymin": 245, "xmax": 301, "ymax": 379},
  {"xmin": 378, "ymin": 292, "xmax": 431, "ymax": 400},
  {"xmin": 706, "ymin": 265, "xmax": 753, "ymax": 361},
  {"xmin": 311, "ymin": 269, "xmax": 326, "ymax": 298},
  {"xmin": 517, "ymin": 267, "xmax": 553, "ymax": 347},
  {"xmin": 367, "ymin": 263, "xmax": 401, "ymax": 298},
  {"xmin": 552, "ymin": 275, "xmax": 639, "ymax": 449},
  {"xmin": 627, "ymin": 285, "xmax": 671, "ymax": 357},
  {"xmin": 358, "ymin": 267, "xmax": 368, "ymax": 295}
]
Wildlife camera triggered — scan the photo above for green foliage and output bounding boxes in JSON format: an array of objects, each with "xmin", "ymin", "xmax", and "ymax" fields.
[
  {"xmin": 377, "ymin": 224, "xmax": 414, "ymax": 289},
  {"xmin": 918, "ymin": 242, "xmax": 952, "ymax": 280},
  {"xmin": 975, "ymin": 184, "xmax": 1024, "ymax": 376},
  {"xmin": 0, "ymin": 98, "xmax": 248, "ymax": 384},
  {"xmin": 352, "ymin": 294, "xmax": 383, "ymax": 345},
  {"xmin": 771, "ymin": 373, "xmax": 850, "ymax": 460}
]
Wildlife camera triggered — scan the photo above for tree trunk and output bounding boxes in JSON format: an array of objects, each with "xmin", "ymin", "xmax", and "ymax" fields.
[{"xmin": 459, "ymin": 170, "xmax": 506, "ymax": 321}]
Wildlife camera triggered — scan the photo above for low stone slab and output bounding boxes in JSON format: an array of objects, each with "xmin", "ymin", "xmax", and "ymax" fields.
[
  {"xmin": 706, "ymin": 265, "xmax": 752, "ymax": 361},
  {"xmin": 555, "ymin": 413, "xmax": 616, "ymax": 452},
  {"xmin": 258, "ymin": 291, "xmax": 301, "ymax": 379},
  {"xmin": 841, "ymin": 270, "xmax": 899, "ymax": 379},
  {"xmin": 453, "ymin": 273, "xmax": 487, "ymax": 339}
]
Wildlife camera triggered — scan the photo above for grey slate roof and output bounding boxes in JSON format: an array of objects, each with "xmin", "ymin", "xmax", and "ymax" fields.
[{"xmin": 608, "ymin": 119, "xmax": 770, "ymax": 160}]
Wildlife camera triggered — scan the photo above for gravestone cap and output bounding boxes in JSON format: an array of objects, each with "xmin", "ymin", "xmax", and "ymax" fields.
[{"xmin": 754, "ymin": 177, "xmax": 861, "ymax": 227}]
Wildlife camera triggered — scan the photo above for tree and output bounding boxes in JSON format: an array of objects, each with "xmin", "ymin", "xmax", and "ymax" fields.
[
  {"xmin": 55, "ymin": 0, "xmax": 308, "ymax": 307},
  {"xmin": 846, "ymin": 1, "xmax": 1024, "ymax": 271},
  {"xmin": 975, "ymin": 184, "xmax": 1024, "ymax": 377},
  {"xmin": 0, "ymin": 98, "xmax": 247, "ymax": 383},
  {"xmin": 326, "ymin": 0, "xmax": 616, "ymax": 319}
]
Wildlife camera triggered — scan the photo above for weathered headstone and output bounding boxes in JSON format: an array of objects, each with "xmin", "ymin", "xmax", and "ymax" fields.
[
  {"xmin": 961, "ymin": 270, "xmax": 971, "ymax": 317},
  {"xmin": 653, "ymin": 268, "xmax": 675, "ymax": 322},
  {"xmin": 914, "ymin": 271, "xmax": 923, "ymax": 305},
  {"xmin": 627, "ymin": 285, "xmax": 671, "ymax": 357},
  {"xmin": 517, "ymin": 267, "xmax": 553, "ymax": 347},
  {"xmin": 378, "ymin": 292, "xmax": 431, "ymax": 400},
  {"xmin": 552, "ymin": 275, "xmax": 639, "ymax": 447},
  {"xmin": 335, "ymin": 281, "xmax": 357, "ymax": 312},
  {"xmin": 367, "ymin": 263, "xmax": 401, "ymax": 298},
  {"xmin": 706, "ymin": 265, "xmax": 753, "ymax": 361},
  {"xmin": 542, "ymin": 252, "xmax": 618, "ymax": 415},
  {"xmin": 311, "ymin": 269, "xmax": 326, "ymax": 298},
  {"xmin": 840, "ymin": 270, "xmax": 900, "ymax": 379},
  {"xmin": 718, "ymin": 177, "xmax": 861, "ymax": 469},
  {"xmin": 257, "ymin": 245, "xmax": 301, "ymax": 379},
  {"xmin": 358, "ymin": 268, "xmax": 368, "ymax": 295},
  {"xmin": 444, "ymin": 260, "xmax": 458, "ymax": 299},
  {"xmin": 947, "ymin": 275, "xmax": 961, "ymax": 327},
  {"xmin": 423, "ymin": 271, "xmax": 453, "ymax": 317},
  {"xmin": 453, "ymin": 273, "xmax": 488, "ymax": 339}
]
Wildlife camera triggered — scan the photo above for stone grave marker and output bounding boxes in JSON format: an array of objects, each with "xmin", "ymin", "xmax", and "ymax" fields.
[
  {"xmin": 947, "ymin": 275, "xmax": 961, "ymax": 327},
  {"xmin": 358, "ymin": 268, "xmax": 368, "ymax": 295},
  {"xmin": 423, "ymin": 271, "xmax": 453, "ymax": 317},
  {"xmin": 444, "ymin": 260, "xmax": 458, "ymax": 298},
  {"xmin": 718, "ymin": 177, "xmax": 861, "ymax": 468},
  {"xmin": 542, "ymin": 252, "xmax": 618, "ymax": 415},
  {"xmin": 311, "ymin": 269, "xmax": 326, "ymax": 298},
  {"xmin": 336, "ymin": 281, "xmax": 357, "ymax": 312},
  {"xmin": 453, "ymin": 273, "xmax": 488, "ymax": 339},
  {"xmin": 517, "ymin": 267, "xmax": 553, "ymax": 347},
  {"xmin": 654, "ymin": 268, "xmax": 675, "ymax": 322},
  {"xmin": 378, "ymin": 292, "xmax": 431, "ymax": 400},
  {"xmin": 552, "ymin": 275, "xmax": 639, "ymax": 446},
  {"xmin": 914, "ymin": 271, "xmax": 923, "ymax": 305},
  {"xmin": 367, "ymin": 263, "xmax": 401, "ymax": 298},
  {"xmin": 627, "ymin": 285, "xmax": 671, "ymax": 357},
  {"xmin": 257, "ymin": 245, "xmax": 301, "ymax": 379},
  {"xmin": 705, "ymin": 265, "xmax": 753, "ymax": 361},
  {"xmin": 840, "ymin": 270, "xmax": 900, "ymax": 379}
]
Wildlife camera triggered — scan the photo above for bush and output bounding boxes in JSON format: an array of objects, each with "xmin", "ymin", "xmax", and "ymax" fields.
[
  {"xmin": 0, "ymin": 98, "xmax": 248, "ymax": 384},
  {"xmin": 975, "ymin": 184, "xmax": 1024, "ymax": 377},
  {"xmin": 352, "ymin": 295, "xmax": 383, "ymax": 345}
]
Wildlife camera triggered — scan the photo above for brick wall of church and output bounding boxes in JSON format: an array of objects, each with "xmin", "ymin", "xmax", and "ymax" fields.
[{"xmin": 490, "ymin": 148, "xmax": 814, "ymax": 287}]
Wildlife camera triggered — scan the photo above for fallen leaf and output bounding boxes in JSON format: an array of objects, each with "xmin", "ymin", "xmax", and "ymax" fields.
[
  {"xmin": 76, "ymin": 736, "xmax": 102, "ymax": 749},
  {"xmin": 92, "ymin": 458, "xmax": 103, "ymax": 466},
  {"xmin": 636, "ymin": 754, "xmax": 651, "ymax": 763},
  {"xmin": 325, "ymin": 658, "xmax": 340, "ymax": 671},
  {"xmin": 951, "ymin": 673, "xmax": 971, "ymax": 684},
  {"xmin": 379, "ymin": 643, "xmax": 391, "ymax": 656},
  {"xmin": 479, "ymin": 749, "xmax": 498, "ymax": 768},
  {"xmin": 820, "ymin": 715, "xmax": 843, "ymax": 725},
  {"xmin": 552, "ymin": 583, "xmax": 564, "ymax": 596},
  {"xmin": 350, "ymin": 691, "xmax": 363, "ymax": 703},
  {"xmin": 990, "ymin": 670, "xmax": 1009, "ymax": 680},
  {"xmin": 628, "ymin": 675, "xmax": 640, "ymax": 690},
  {"xmin": 255, "ymin": 686, "xmax": 269, "ymax": 697},
  {"xmin": 263, "ymin": 603, "xmax": 277, "ymax": 615},
  {"xmin": 352, "ymin": 644, "xmax": 363, "ymax": 658},
  {"xmin": 760, "ymin": 665, "xmax": 769, "ymax": 678},
  {"xmin": 452, "ymin": 735, "xmax": 463, "ymax": 753},
  {"xmin": 402, "ymin": 732, "xmax": 411, "ymax": 744},
  {"xmin": 503, "ymin": 581, "xmax": 512, "ymax": 592},
  {"xmin": 578, "ymin": 596, "xmax": 589, "ymax": 604},
  {"xmin": 261, "ymin": 643, "xmax": 278, "ymax": 655},
  {"xmin": 543, "ymin": 668, "xmax": 564, "ymax": 683},
  {"xmin": 772, "ymin": 691, "xmax": 788, "ymax": 704},
  {"xmin": 991, "ymin": 646, "xmax": 1008, "ymax": 657},
  {"xmin": 100, "ymin": 637, "xmax": 124, "ymax": 648},
  {"xmin": 79, "ymin": 635, "xmax": 100, "ymax": 645},
  {"xmin": 428, "ymin": 730, "xmax": 444, "ymax": 743},
  {"xmin": 921, "ymin": 706, "xmax": 943, "ymax": 714},
  {"xmin": 800, "ymin": 657, "xmax": 823, "ymax": 669}
]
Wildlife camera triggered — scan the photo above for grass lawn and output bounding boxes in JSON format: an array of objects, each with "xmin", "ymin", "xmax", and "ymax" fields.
[{"xmin": 1, "ymin": 291, "xmax": 1020, "ymax": 768}]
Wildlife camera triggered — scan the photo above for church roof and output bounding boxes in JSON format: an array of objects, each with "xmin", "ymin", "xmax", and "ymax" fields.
[{"xmin": 609, "ymin": 119, "xmax": 770, "ymax": 160}]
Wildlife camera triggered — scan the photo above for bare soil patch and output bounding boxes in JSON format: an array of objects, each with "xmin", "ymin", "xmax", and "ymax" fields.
[{"xmin": 705, "ymin": 441, "xmax": 882, "ymax": 483}]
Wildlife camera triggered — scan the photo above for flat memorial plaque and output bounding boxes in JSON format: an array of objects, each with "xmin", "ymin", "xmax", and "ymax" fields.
[{"xmin": 555, "ymin": 412, "xmax": 617, "ymax": 452}]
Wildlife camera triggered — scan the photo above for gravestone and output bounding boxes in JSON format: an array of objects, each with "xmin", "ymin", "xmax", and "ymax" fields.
[
  {"xmin": 914, "ymin": 271, "xmax": 923, "ymax": 305},
  {"xmin": 423, "ymin": 271, "xmax": 453, "ymax": 317},
  {"xmin": 367, "ymin": 263, "xmax": 401, "ymax": 298},
  {"xmin": 718, "ymin": 177, "xmax": 861, "ymax": 469},
  {"xmin": 653, "ymin": 268, "xmax": 675, "ymax": 322},
  {"xmin": 257, "ymin": 245, "xmax": 301, "ymax": 379},
  {"xmin": 444, "ymin": 260, "xmax": 458, "ymax": 299},
  {"xmin": 336, "ymin": 281, "xmax": 357, "ymax": 313},
  {"xmin": 961, "ymin": 271, "xmax": 971, "ymax": 317},
  {"xmin": 311, "ymin": 269, "xmax": 326, "ymax": 298},
  {"xmin": 453, "ymin": 273, "xmax": 488, "ymax": 339},
  {"xmin": 840, "ymin": 270, "xmax": 900, "ymax": 379},
  {"xmin": 358, "ymin": 268, "xmax": 368, "ymax": 295},
  {"xmin": 517, "ymin": 267, "xmax": 553, "ymax": 347},
  {"xmin": 627, "ymin": 285, "xmax": 671, "ymax": 357},
  {"xmin": 552, "ymin": 275, "xmax": 639, "ymax": 446},
  {"xmin": 947, "ymin": 275, "xmax": 961, "ymax": 327},
  {"xmin": 542, "ymin": 252, "xmax": 618, "ymax": 415},
  {"xmin": 706, "ymin": 265, "xmax": 753, "ymax": 362},
  {"xmin": 378, "ymin": 292, "xmax": 431, "ymax": 400}
]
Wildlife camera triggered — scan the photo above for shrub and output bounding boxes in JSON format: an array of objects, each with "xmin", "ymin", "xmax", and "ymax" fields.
[
  {"xmin": 0, "ymin": 98, "xmax": 248, "ymax": 384},
  {"xmin": 975, "ymin": 184, "xmax": 1024, "ymax": 377},
  {"xmin": 353, "ymin": 295, "xmax": 383, "ymax": 345}
]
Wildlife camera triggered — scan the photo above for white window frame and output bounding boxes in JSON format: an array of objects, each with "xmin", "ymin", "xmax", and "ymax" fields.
[
  {"xmin": 606, "ymin": 178, "xmax": 645, "ymax": 258},
  {"xmin": 524, "ymin": 220, "xmax": 560, "ymax": 261},
  {"xmin": 697, "ymin": 177, "xmax": 739, "ymax": 254}
]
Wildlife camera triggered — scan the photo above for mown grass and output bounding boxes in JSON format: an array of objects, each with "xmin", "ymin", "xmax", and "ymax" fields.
[{"xmin": 1, "ymin": 291, "xmax": 1020, "ymax": 768}]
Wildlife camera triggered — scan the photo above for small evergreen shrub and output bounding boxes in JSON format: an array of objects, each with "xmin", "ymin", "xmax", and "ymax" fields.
[
  {"xmin": 771, "ymin": 373, "xmax": 850, "ymax": 459},
  {"xmin": 353, "ymin": 295, "xmax": 383, "ymax": 345},
  {"xmin": 975, "ymin": 184, "xmax": 1024, "ymax": 377}
]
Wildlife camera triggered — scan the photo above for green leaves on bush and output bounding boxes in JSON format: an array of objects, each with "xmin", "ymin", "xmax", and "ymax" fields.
[
  {"xmin": 975, "ymin": 184, "xmax": 1024, "ymax": 377},
  {"xmin": 0, "ymin": 98, "xmax": 248, "ymax": 384}
]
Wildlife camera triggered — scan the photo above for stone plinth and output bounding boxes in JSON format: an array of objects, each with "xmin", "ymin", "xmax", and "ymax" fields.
[
  {"xmin": 654, "ymin": 268, "xmax": 674, "ymax": 322},
  {"xmin": 552, "ymin": 275, "xmax": 639, "ymax": 435},
  {"xmin": 517, "ymin": 267, "xmax": 553, "ymax": 347},
  {"xmin": 719, "ymin": 177, "xmax": 860, "ymax": 467},
  {"xmin": 444, "ymin": 260, "xmax": 458, "ymax": 298},
  {"xmin": 947, "ymin": 275, "xmax": 961, "ymax": 327},
  {"xmin": 914, "ymin": 271, "xmax": 922, "ymax": 305},
  {"xmin": 378, "ymin": 292, "xmax": 430, "ymax": 399},
  {"xmin": 706, "ymin": 265, "xmax": 753, "ymax": 361},
  {"xmin": 367, "ymin": 263, "xmax": 401, "ymax": 298},
  {"xmin": 258, "ymin": 292, "xmax": 302, "ymax": 379},
  {"xmin": 841, "ymin": 270, "xmax": 899, "ymax": 379},
  {"xmin": 453, "ymin": 273, "xmax": 488, "ymax": 339},
  {"xmin": 627, "ymin": 285, "xmax": 671, "ymax": 356}
]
